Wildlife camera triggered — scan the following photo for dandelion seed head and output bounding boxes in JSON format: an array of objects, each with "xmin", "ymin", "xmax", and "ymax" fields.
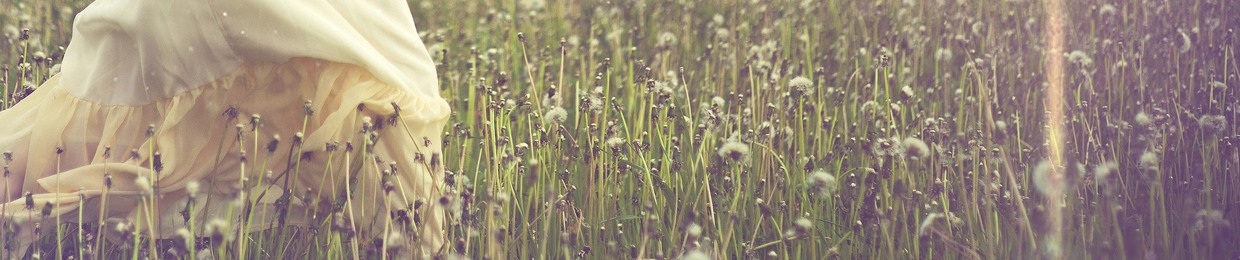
[
  {"xmin": 135, "ymin": 176, "xmax": 153, "ymax": 194},
  {"xmin": 186, "ymin": 180, "xmax": 200, "ymax": 198},
  {"xmin": 686, "ymin": 223, "xmax": 703, "ymax": 238},
  {"xmin": 793, "ymin": 217, "xmax": 813, "ymax": 234},
  {"xmin": 682, "ymin": 249, "xmax": 711, "ymax": 260},
  {"xmin": 1139, "ymin": 151, "xmax": 1159, "ymax": 170},
  {"xmin": 1135, "ymin": 111, "xmax": 1153, "ymax": 127},
  {"xmin": 606, "ymin": 137, "xmax": 626, "ymax": 149},
  {"xmin": 1066, "ymin": 50, "xmax": 1093, "ymax": 67},
  {"xmin": 918, "ymin": 213, "xmax": 943, "ymax": 237},
  {"xmin": 657, "ymin": 31, "xmax": 678, "ymax": 47},
  {"xmin": 789, "ymin": 76, "xmax": 814, "ymax": 96},
  {"xmin": 934, "ymin": 48, "xmax": 953, "ymax": 61},
  {"xmin": 1198, "ymin": 114, "xmax": 1227, "ymax": 134},
  {"xmin": 901, "ymin": 137, "xmax": 930, "ymax": 159},
  {"xmin": 205, "ymin": 218, "xmax": 232, "ymax": 242},
  {"xmin": 544, "ymin": 106, "xmax": 569, "ymax": 125},
  {"xmin": 1099, "ymin": 4, "xmax": 1117, "ymax": 16},
  {"xmin": 807, "ymin": 170, "xmax": 837, "ymax": 195},
  {"xmin": 1193, "ymin": 209, "xmax": 1231, "ymax": 232},
  {"xmin": 1093, "ymin": 161, "xmax": 1119, "ymax": 182},
  {"xmin": 1032, "ymin": 160, "xmax": 1065, "ymax": 197},
  {"xmin": 716, "ymin": 139, "xmax": 750, "ymax": 163}
]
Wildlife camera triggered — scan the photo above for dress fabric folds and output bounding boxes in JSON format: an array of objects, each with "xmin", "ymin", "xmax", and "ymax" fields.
[{"xmin": 0, "ymin": 0, "xmax": 449, "ymax": 254}]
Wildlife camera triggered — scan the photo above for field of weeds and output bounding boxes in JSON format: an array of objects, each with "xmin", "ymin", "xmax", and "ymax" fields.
[{"xmin": 2, "ymin": 0, "xmax": 1238, "ymax": 259}]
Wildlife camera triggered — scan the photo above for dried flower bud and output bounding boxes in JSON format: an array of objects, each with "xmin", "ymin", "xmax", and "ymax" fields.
[{"xmin": 267, "ymin": 134, "xmax": 281, "ymax": 154}]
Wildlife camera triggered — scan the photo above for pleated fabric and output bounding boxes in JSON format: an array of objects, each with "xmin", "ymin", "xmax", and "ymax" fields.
[{"xmin": 0, "ymin": 57, "xmax": 450, "ymax": 253}]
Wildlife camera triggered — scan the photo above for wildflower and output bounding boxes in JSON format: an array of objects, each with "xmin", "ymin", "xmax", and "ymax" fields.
[
  {"xmin": 793, "ymin": 217, "xmax": 813, "ymax": 235},
  {"xmin": 1093, "ymin": 161, "xmax": 1119, "ymax": 183},
  {"xmin": 186, "ymin": 180, "xmax": 201, "ymax": 199},
  {"xmin": 41, "ymin": 202, "xmax": 52, "ymax": 217},
  {"xmin": 711, "ymin": 96, "xmax": 725, "ymax": 109},
  {"xmin": 175, "ymin": 228, "xmax": 194, "ymax": 250},
  {"xmin": 934, "ymin": 48, "xmax": 953, "ymax": 61},
  {"xmin": 789, "ymin": 76, "xmax": 814, "ymax": 97},
  {"xmin": 868, "ymin": 136, "xmax": 900, "ymax": 158},
  {"xmin": 918, "ymin": 213, "xmax": 944, "ymax": 237},
  {"xmin": 544, "ymin": 106, "xmax": 569, "ymax": 125},
  {"xmin": 1032, "ymin": 160, "xmax": 1065, "ymax": 197},
  {"xmin": 1099, "ymin": 4, "xmax": 1117, "ymax": 16},
  {"xmin": 716, "ymin": 139, "xmax": 750, "ymax": 163},
  {"xmin": 205, "ymin": 218, "xmax": 232, "ymax": 243},
  {"xmin": 686, "ymin": 223, "xmax": 703, "ymax": 238},
  {"xmin": 135, "ymin": 176, "xmax": 154, "ymax": 194},
  {"xmin": 1209, "ymin": 81, "xmax": 1227, "ymax": 90},
  {"xmin": 901, "ymin": 85, "xmax": 915, "ymax": 100},
  {"xmin": 115, "ymin": 221, "xmax": 131, "ymax": 235},
  {"xmin": 1178, "ymin": 29, "xmax": 1192, "ymax": 54},
  {"xmin": 1192, "ymin": 209, "xmax": 1232, "ymax": 232},
  {"xmin": 901, "ymin": 137, "xmax": 930, "ymax": 159},
  {"xmin": 1139, "ymin": 151, "xmax": 1159, "ymax": 170},
  {"xmin": 1066, "ymin": 50, "xmax": 1093, "ymax": 67},
  {"xmin": 606, "ymin": 137, "xmax": 626, "ymax": 153},
  {"xmin": 682, "ymin": 249, "xmax": 710, "ymax": 260},
  {"xmin": 1135, "ymin": 111, "xmax": 1153, "ymax": 127},
  {"xmin": 519, "ymin": 0, "xmax": 545, "ymax": 10},
  {"xmin": 807, "ymin": 170, "xmax": 837, "ymax": 196},
  {"xmin": 859, "ymin": 101, "xmax": 879, "ymax": 116},
  {"xmin": 657, "ymin": 31, "xmax": 677, "ymax": 48},
  {"xmin": 1198, "ymin": 114, "xmax": 1227, "ymax": 134}
]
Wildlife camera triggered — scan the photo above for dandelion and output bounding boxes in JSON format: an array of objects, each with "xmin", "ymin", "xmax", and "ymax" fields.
[
  {"xmin": 606, "ymin": 137, "xmax": 626, "ymax": 153},
  {"xmin": 807, "ymin": 170, "xmax": 837, "ymax": 196},
  {"xmin": 934, "ymin": 48, "xmax": 953, "ymax": 61},
  {"xmin": 901, "ymin": 137, "xmax": 930, "ymax": 159},
  {"xmin": 918, "ymin": 213, "xmax": 944, "ymax": 237},
  {"xmin": 1099, "ymin": 4, "xmax": 1117, "ymax": 16},
  {"xmin": 1032, "ymin": 160, "xmax": 1065, "ymax": 197},
  {"xmin": 711, "ymin": 96, "xmax": 726, "ymax": 109},
  {"xmin": 135, "ymin": 176, "xmax": 154, "ymax": 195},
  {"xmin": 859, "ymin": 101, "xmax": 879, "ymax": 116},
  {"xmin": 1093, "ymin": 161, "xmax": 1119, "ymax": 183},
  {"xmin": 544, "ymin": 106, "xmax": 568, "ymax": 125},
  {"xmin": 114, "ymin": 221, "xmax": 131, "ymax": 235},
  {"xmin": 682, "ymin": 249, "xmax": 711, "ymax": 260},
  {"xmin": 1192, "ymin": 209, "xmax": 1232, "ymax": 232},
  {"xmin": 716, "ymin": 139, "xmax": 750, "ymax": 163},
  {"xmin": 184, "ymin": 181, "xmax": 201, "ymax": 200},
  {"xmin": 1139, "ymin": 151, "xmax": 1159, "ymax": 170},
  {"xmin": 789, "ymin": 76, "xmax": 814, "ymax": 97},
  {"xmin": 1066, "ymin": 50, "xmax": 1093, "ymax": 67},
  {"xmin": 657, "ymin": 31, "xmax": 678, "ymax": 48},
  {"xmin": 1177, "ymin": 28, "xmax": 1192, "ymax": 54},
  {"xmin": 1198, "ymin": 114, "xmax": 1227, "ymax": 134},
  {"xmin": 205, "ymin": 218, "xmax": 232, "ymax": 243},
  {"xmin": 686, "ymin": 223, "xmax": 703, "ymax": 238},
  {"xmin": 1209, "ymin": 81, "xmax": 1227, "ymax": 90},
  {"xmin": 175, "ymin": 228, "xmax": 194, "ymax": 250},
  {"xmin": 793, "ymin": 217, "xmax": 813, "ymax": 235},
  {"xmin": 1135, "ymin": 111, "xmax": 1153, "ymax": 127}
]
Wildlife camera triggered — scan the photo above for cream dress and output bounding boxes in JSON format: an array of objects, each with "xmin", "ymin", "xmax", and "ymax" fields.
[{"xmin": 0, "ymin": 0, "xmax": 449, "ymax": 255}]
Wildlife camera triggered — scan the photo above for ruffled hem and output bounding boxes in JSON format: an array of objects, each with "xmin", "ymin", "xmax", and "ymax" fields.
[{"xmin": 0, "ymin": 57, "xmax": 450, "ymax": 252}]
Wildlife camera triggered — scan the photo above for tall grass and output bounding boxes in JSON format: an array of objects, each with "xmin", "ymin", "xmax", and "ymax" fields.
[{"xmin": 2, "ymin": 0, "xmax": 1238, "ymax": 258}]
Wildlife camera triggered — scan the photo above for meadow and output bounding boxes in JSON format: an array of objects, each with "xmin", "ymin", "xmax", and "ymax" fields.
[{"xmin": 2, "ymin": 0, "xmax": 1238, "ymax": 259}]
